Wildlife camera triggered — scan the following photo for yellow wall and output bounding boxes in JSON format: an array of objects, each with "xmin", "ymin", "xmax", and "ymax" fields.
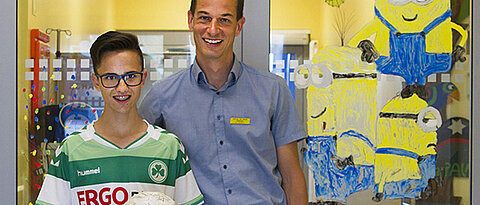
[
  {"xmin": 28, "ymin": 0, "xmax": 114, "ymax": 33},
  {"xmin": 113, "ymin": 0, "xmax": 190, "ymax": 30},
  {"xmin": 271, "ymin": 0, "xmax": 374, "ymax": 47},
  {"xmin": 270, "ymin": 0, "xmax": 326, "ymax": 45},
  {"xmin": 26, "ymin": 0, "xmax": 377, "ymax": 49},
  {"xmin": 25, "ymin": 0, "xmax": 190, "ymax": 52},
  {"xmin": 27, "ymin": 0, "xmax": 114, "ymax": 52}
]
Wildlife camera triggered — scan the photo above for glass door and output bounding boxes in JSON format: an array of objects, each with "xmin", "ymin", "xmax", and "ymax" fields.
[
  {"xmin": 16, "ymin": 0, "xmax": 270, "ymax": 204},
  {"xmin": 16, "ymin": 0, "xmax": 192, "ymax": 203}
]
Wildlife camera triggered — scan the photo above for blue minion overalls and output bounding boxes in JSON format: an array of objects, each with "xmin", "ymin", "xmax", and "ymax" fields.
[{"xmin": 375, "ymin": 8, "xmax": 452, "ymax": 85}]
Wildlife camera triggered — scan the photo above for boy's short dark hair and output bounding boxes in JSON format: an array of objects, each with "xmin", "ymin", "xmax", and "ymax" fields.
[
  {"xmin": 189, "ymin": 0, "xmax": 244, "ymax": 21},
  {"xmin": 90, "ymin": 31, "xmax": 144, "ymax": 74}
]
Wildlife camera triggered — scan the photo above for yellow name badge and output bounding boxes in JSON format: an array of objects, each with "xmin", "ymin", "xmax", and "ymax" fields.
[{"xmin": 230, "ymin": 117, "xmax": 251, "ymax": 125}]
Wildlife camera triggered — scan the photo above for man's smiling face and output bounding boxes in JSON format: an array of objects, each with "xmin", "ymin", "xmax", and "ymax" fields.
[{"xmin": 188, "ymin": 0, "xmax": 245, "ymax": 62}]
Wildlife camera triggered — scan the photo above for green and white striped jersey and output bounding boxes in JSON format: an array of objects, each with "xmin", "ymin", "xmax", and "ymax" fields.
[{"xmin": 36, "ymin": 121, "xmax": 204, "ymax": 205}]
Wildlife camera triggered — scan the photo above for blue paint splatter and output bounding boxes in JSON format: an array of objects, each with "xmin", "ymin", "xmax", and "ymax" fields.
[
  {"xmin": 55, "ymin": 117, "xmax": 59, "ymax": 122},
  {"xmin": 305, "ymin": 133, "xmax": 374, "ymax": 202},
  {"xmin": 35, "ymin": 117, "xmax": 39, "ymax": 122},
  {"xmin": 305, "ymin": 130, "xmax": 436, "ymax": 202}
]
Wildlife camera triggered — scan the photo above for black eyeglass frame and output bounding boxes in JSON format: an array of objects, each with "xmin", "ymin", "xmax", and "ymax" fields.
[{"xmin": 96, "ymin": 71, "xmax": 144, "ymax": 88}]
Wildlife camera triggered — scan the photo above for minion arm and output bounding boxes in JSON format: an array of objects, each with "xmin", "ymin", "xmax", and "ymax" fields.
[
  {"xmin": 451, "ymin": 22, "xmax": 468, "ymax": 47},
  {"xmin": 451, "ymin": 22, "xmax": 468, "ymax": 62},
  {"xmin": 348, "ymin": 20, "xmax": 380, "ymax": 63},
  {"xmin": 348, "ymin": 20, "xmax": 378, "ymax": 48}
]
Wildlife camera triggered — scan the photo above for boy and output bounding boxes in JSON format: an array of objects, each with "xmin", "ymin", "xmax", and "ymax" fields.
[{"xmin": 36, "ymin": 31, "xmax": 204, "ymax": 205}]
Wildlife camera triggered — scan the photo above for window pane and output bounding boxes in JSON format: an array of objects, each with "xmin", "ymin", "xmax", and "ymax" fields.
[
  {"xmin": 270, "ymin": 0, "xmax": 472, "ymax": 204},
  {"xmin": 17, "ymin": 1, "xmax": 193, "ymax": 203}
]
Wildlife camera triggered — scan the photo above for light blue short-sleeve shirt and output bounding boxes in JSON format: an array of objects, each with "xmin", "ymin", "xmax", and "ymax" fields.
[{"xmin": 140, "ymin": 56, "xmax": 306, "ymax": 204}]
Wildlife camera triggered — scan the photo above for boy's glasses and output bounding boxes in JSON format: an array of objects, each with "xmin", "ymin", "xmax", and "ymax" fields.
[{"xmin": 96, "ymin": 72, "xmax": 143, "ymax": 88}]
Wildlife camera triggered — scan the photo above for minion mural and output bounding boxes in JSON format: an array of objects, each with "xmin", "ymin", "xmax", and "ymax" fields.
[
  {"xmin": 300, "ymin": 49, "xmax": 443, "ymax": 203},
  {"xmin": 301, "ymin": 0, "xmax": 469, "ymax": 203},
  {"xmin": 300, "ymin": 46, "xmax": 378, "ymax": 203},
  {"xmin": 348, "ymin": 0, "xmax": 467, "ymax": 96},
  {"xmin": 374, "ymin": 94, "xmax": 441, "ymax": 201}
]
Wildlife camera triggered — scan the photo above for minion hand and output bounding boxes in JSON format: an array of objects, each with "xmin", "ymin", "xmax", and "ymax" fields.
[
  {"xmin": 357, "ymin": 40, "xmax": 380, "ymax": 63},
  {"xmin": 417, "ymin": 155, "xmax": 425, "ymax": 164},
  {"xmin": 453, "ymin": 45, "xmax": 466, "ymax": 63}
]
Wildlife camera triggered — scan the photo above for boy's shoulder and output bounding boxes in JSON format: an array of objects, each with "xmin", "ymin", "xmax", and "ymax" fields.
[
  {"xmin": 59, "ymin": 125, "xmax": 90, "ymax": 145},
  {"xmin": 55, "ymin": 124, "xmax": 95, "ymax": 154},
  {"xmin": 146, "ymin": 123, "xmax": 183, "ymax": 146},
  {"xmin": 145, "ymin": 123, "xmax": 187, "ymax": 159}
]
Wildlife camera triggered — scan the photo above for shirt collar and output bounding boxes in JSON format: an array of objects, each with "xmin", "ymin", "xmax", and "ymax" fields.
[{"xmin": 192, "ymin": 54, "xmax": 243, "ymax": 89}]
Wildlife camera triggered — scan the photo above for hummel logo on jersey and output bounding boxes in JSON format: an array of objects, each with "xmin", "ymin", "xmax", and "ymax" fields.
[
  {"xmin": 77, "ymin": 167, "xmax": 101, "ymax": 176},
  {"xmin": 148, "ymin": 160, "xmax": 167, "ymax": 183}
]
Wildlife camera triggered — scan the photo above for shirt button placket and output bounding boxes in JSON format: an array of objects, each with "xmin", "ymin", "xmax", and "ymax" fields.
[{"xmin": 213, "ymin": 90, "xmax": 230, "ymax": 201}]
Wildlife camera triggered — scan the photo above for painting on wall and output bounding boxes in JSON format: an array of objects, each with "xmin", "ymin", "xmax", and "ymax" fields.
[{"xmin": 301, "ymin": 0, "xmax": 469, "ymax": 204}]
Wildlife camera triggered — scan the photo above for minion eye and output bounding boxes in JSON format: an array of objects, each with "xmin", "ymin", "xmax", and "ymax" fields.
[
  {"xmin": 311, "ymin": 63, "xmax": 333, "ymax": 88},
  {"xmin": 417, "ymin": 106, "xmax": 442, "ymax": 132},
  {"xmin": 389, "ymin": 0, "xmax": 411, "ymax": 5},
  {"xmin": 412, "ymin": 0, "xmax": 434, "ymax": 5},
  {"xmin": 294, "ymin": 64, "xmax": 311, "ymax": 89}
]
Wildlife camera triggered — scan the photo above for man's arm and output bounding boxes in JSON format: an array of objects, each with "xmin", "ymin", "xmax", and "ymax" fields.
[
  {"xmin": 277, "ymin": 141, "xmax": 308, "ymax": 205},
  {"xmin": 139, "ymin": 84, "xmax": 165, "ymax": 127}
]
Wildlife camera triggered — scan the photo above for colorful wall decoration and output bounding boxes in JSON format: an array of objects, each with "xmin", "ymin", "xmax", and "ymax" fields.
[{"xmin": 300, "ymin": 0, "xmax": 469, "ymax": 204}]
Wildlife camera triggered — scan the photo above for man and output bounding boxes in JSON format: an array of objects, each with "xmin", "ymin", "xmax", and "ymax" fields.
[
  {"xmin": 140, "ymin": 0, "xmax": 308, "ymax": 204},
  {"xmin": 36, "ymin": 31, "xmax": 203, "ymax": 205}
]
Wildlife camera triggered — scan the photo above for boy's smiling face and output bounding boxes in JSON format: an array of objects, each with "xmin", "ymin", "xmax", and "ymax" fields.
[{"xmin": 91, "ymin": 50, "xmax": 146, "ymax": 115}]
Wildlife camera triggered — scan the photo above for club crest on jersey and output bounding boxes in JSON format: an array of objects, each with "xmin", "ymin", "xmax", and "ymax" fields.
[{"xmin": 148, "ymin": 160, "xmax": 168, "ymax": 183}]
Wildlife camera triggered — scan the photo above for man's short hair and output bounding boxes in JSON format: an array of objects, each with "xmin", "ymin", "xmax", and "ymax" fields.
[
  {"xmin": 90, "ymin": 31, "xmax": 144, "ymax": 74},
  {"xmin": 190, "ymin": 0, "xmax": 244, "ymax": 21}
]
